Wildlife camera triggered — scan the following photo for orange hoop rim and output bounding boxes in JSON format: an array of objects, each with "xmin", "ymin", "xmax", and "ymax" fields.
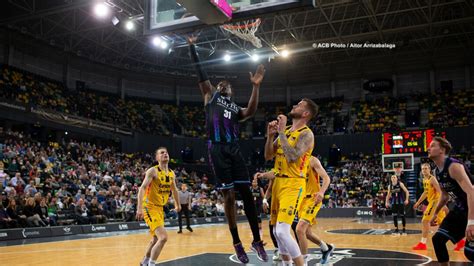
[{"xmin": 221, "ymin": 18, "xmax": 261, "ymax": 30}]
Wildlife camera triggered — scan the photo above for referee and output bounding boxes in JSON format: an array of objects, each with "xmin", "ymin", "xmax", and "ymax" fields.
[{"xmin": 177, "ymin": 183, "xmax": 193, "ymax": 233}]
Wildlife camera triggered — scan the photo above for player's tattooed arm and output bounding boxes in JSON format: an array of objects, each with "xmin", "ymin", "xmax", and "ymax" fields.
[{"xmin": 278, "ymin": 130, "xmax": 314, "ymax": 163}]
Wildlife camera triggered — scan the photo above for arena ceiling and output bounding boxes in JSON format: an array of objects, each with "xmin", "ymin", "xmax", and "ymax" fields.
[{"xmin": 1, "ymin": 0, "xmax": 474, "ymax": 78}]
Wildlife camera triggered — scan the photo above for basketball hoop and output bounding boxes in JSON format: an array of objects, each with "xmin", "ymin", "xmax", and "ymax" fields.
[{"xmin": 220, "ymin": 18, "xmax": 262, "ymax": 48}]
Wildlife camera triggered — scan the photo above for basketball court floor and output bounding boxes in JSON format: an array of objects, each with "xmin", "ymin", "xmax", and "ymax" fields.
[{"xmin": 0, "ymin": 218, "xmax": 470, "ymax": 265}]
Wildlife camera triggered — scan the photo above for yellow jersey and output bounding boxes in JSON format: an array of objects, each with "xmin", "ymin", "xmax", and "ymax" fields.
[
  {"xmin": 423, "ymin": 175, "xmax": 440, "ymax": 202},
  {"xmin": 274, "ymin": 125, "xmax": 313, "ymax": 178},
  {"xmin": 305, "ymin": 160, "xmax": 320, "ymax": 196},
  {"xmin": 144, "ymin": 166, "xmax": 175, "ymax": 207}
]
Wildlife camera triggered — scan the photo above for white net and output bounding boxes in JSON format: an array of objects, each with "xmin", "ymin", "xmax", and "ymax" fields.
[{"xmin": 220, "ymin": 18, "xmax": 262, "ymax": 48}]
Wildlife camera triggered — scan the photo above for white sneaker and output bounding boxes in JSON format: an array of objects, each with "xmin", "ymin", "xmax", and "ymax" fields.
[{"xmin": 272, "ymin": 250, "xmax": 281, "ymax": 261}]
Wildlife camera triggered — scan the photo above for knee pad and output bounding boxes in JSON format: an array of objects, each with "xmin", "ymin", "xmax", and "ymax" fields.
[
  {"xmin": 273, "ymin": 225, "xmax": 288, "ymax": 255},
  {"xmin": 276, "ymin": 223, "xmax": 301, "ymax": 259},
  {"xmin": 465, "ymin": 241, "xmax": 474, "ymax": 262}
]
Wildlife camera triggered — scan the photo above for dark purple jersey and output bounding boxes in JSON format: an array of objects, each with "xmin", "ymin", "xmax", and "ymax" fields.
[{"xmin": 206, "ymin": 91, "xmax": 242, "ymax": 143}]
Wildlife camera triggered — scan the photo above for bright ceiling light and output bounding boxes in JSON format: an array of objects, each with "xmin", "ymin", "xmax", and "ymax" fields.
[
  {"xmin": 281, "ymin": 49, "xmax": 289, "ymax": 58},
  {"xmin": 152, "ymin": 36, "xmax": 162, "ymax": 46},
  {"xmin": 94, "ymin": 3, "xmax": 110, "ymax": 18},
  {"xmin": 125, "ymin": 20, "xmax": 135, "ymax": 31},
  {"xmin": 251, "ymin": 54, "xmax": 259, "ymax": 62},
  {"xmin": 224, "ymin": 54, "xmax": 231, "ymax": 62}
]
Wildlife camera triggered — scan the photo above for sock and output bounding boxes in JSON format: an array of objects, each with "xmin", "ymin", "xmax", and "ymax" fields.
[
  {"xmin": 320, "ymin": 241, "xmax": 329, "ymax": 252},
  {"xmin": 421, "ymin": 237, "xmax": 427, "ymax": 244},
  {"xmin": 148, "ymin": 261, "xmax": 157, "ymax": 266},
  {"xmin": 393, "ymin": 215, "xmax": 398, "ymax": 229},
  {"xmin": 402, "ymin": 216, "xmax": 406, "ymax": 228},
  {"xmin": 235, "ymin": 184, "xmax": 261, "ymax": 242},
  {"xmin": 230, "ymin": 227, "xmax": 241, "ymax": 245},
  {"xmin": 141, "ymin": 257, "xmax": 150, "ymax": 265}
]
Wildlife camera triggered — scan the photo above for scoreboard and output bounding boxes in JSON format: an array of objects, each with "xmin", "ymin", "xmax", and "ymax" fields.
[{"xmin": 382, "ymin": 129, "xmax": 446, "ymax": 154}]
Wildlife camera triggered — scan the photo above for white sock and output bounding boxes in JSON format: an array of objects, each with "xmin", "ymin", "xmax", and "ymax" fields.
[
  {"xmin": 141, "ymin": 257, "xmax": 150, "ymax": 265},
  {"xmin": 148, "ymin": 260, "xmax": 157, "ymax": 266},
  {"xmin": 320, "ymin": 241, "xmax": 329, "ymax": 252},
  {"xmin": 421, "ymin": 237, "xmax": 427, "ymax": 244}
]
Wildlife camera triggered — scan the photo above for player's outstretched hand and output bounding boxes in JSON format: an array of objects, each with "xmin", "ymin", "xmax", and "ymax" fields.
[
  {"xmin": 175, "ymin": 204, "xmax": 181, "ymax": 213},
  {"xmin": 136, "ymin": 209, "xmax": 144, "ymax": 221},
  {"xmin": 249, "ymin": 64, "xmax": 265, "ymax": 86}
]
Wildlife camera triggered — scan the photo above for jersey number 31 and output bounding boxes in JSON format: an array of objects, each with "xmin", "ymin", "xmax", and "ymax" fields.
[{"xmin": 223, "ymin": 110, "xmax": 232, "ymax": 119}]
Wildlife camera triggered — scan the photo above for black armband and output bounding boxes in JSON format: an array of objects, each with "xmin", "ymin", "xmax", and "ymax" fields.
[{"xmin": 189, "ymin": 44, "xmax": 209, "ymax": 83}]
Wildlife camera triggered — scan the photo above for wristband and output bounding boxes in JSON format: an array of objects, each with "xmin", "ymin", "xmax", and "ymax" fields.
[
  {"xmin": 263, "ymin": 198, "xmax": 268, "ymax": 205},
  {"xmin": 468, "ymin": 220, "xmax": 474, "ymax": 226}
]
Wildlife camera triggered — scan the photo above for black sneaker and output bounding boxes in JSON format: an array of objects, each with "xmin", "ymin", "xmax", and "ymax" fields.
[
  {"xmin": 392, "ymin": 228, "xmax": 400, "ymax": 235},
  {"xmin": 187, "ymin": 226, "xmax": 193, "ymax": 232},
  {"xmin": 233, "ymin": 242, "xmax": 249, "ymax": 264},
  {"xmin": 320, "ymin": 244, "xmax": 334, "ymax": 264},
  {"xmin": 177, "ymin": 230, "xmax": 182, "ymax": 234},
  {"xmin": 251, "ymin": 240, "xmax": 268, "ymax": 262},
  {"xmin": 402, "ymin": 228, "xmax": 407, "ymax": 235}
]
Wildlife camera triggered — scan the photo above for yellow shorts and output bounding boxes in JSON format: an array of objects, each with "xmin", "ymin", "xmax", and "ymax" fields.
[
  {"xmin": 298, "ymin": 195, "xmax": 322, "ymax": 225},
  {"xmin": 143, "ymin": 205, "xmax": 164, "ymax": 235},
  {"xmin": 270, "ymin": 177, "xmax": 305, "ymax": 225},
  {"xmin": 422, "ymin": 200, "xmax": 446, "ymax": 224}
]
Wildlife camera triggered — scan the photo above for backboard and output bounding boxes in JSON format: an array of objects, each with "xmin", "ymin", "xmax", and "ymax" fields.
[
  {"xmin": 145, "ymin": 0, "xmax": 309, "ymax": 35},
  {"xmin": 382, "ymin": 153, "xmax": 414, "ymax": 172}
]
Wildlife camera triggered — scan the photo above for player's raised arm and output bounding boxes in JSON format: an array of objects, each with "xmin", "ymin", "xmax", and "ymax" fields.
[
  {"xmin": 239, "ymin": 64, "xmax": 265, "ymax": 121},
  {"xmin": 187, "ymin": 36, "xmax": 214, "ymax": 105},
  {"xmin": 136, "ymin": 167, "xmax": 156, "ymax": 220},
  {"xmin": 277, "ymin": 114, "xmax": 314, "ymax": 163},
  {"xmin": 264, "ymin": 121, "xmax": 278, "ymax": 161}
]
